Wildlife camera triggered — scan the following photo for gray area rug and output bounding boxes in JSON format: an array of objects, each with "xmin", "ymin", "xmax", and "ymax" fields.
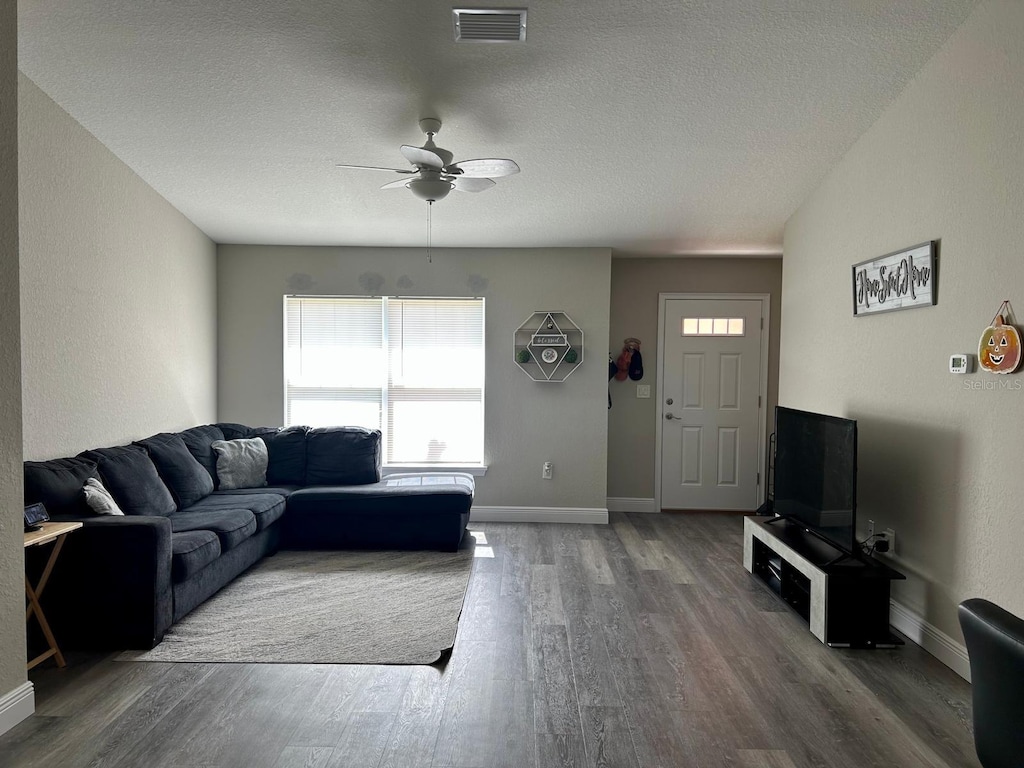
[{"xmin": 120, "ymin": 544, "xmax": 475, "ymax": 665}]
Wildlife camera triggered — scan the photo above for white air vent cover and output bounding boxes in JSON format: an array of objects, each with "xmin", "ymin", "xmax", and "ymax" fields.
[{"xmin": 453, "ymin": 8, "xmax": 527, "ymax": 43}]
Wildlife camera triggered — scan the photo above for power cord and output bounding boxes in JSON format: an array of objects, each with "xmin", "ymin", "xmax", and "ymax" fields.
[{"xmin": 860, "ymin": 533, "xmax": 890, "ymax": 557}]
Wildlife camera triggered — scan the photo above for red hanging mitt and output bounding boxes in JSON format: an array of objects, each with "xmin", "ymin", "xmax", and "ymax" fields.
[{"xmin": 615, "ymin": 343, "xmax": 633, "ymax": 381}]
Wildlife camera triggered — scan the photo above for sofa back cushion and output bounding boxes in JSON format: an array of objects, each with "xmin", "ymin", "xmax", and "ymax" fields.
[
  {"xmin": 178, "ymin": 424, "xmax": 226, "ymax": 488},
  {"xmin": 24, "ymin": 457, "xmax": 99, "ymax": 517},
  {"xmin": 79, "ymin": 445, "xmax": 177, "ymax": 517},
  {"xmin": 249, "ymin": 426, "xmax": 309, "ymax": 486},
  {"xmin": 215, "ymin": 422, "xmax": 254, "ymax": 441},
  {"xmin": 136, "ymin": 433, "xmax": 215, "ymax": 508},
  {"xmin": 305, "ymin": 426, "xmax": 382, "ymax": 486}
]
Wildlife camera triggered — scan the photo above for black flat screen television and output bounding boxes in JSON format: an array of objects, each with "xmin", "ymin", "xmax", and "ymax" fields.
[{"xmin": 773, "ymin": 406, "xmax": 858, "ymax": 556}]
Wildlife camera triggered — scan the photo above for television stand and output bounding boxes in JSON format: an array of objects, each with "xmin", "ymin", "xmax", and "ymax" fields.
[{"xmin": 743, "ymin": 516, "xmax": 906, "ymax": 648}]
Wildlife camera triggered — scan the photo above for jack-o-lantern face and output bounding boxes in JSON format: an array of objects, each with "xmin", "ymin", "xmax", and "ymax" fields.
[{"xmin": 979, "ymin": 315, "xmax": 1022, "ymax": 373}]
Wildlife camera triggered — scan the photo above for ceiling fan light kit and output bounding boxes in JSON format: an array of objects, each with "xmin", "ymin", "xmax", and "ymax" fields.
[{"xmin": 408, "ymin": 175, "xmax": 454, "ymax": 202}]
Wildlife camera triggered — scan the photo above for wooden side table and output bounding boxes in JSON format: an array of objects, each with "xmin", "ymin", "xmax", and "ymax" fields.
[{"xmin": 24, "ymin": 521, "xmax": 83, "ymax": 670}]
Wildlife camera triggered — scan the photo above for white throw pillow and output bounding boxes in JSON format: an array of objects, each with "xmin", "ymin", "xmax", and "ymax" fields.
[
  {"xmin": 212, "ymin": 437, "xmax": 269, "ymax": 490},
  {"xmin": 83, "ymin": 477, "xmax": 125, "ymax": 516}
]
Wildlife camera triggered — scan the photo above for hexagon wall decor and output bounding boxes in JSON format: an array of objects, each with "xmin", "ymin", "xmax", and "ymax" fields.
[{"xmin": 513, "ymin": 311, "xmax": 584, "ymax": 382}]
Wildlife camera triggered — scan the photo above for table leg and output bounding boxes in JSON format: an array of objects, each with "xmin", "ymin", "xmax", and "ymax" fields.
[{"xmin": 25, "ymin": 533, "xmax": 69, "ymax": 670}]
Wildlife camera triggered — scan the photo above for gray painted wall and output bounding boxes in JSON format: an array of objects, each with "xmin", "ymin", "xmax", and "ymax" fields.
[
  {"xmin": 217, "ymin": 246, "xmax": 611, "ymax": 510},
  {"xmin": 607, "ymin": 258, "xmax": 783, "ymax": 500},
  {"xmin": 18, "ymin": 75, "xmax": 217, "ymax": 460},
  {"xmin": 781, "ymin": 0, "xmax": 1024, "ymax": 641},
  {"xmin": 0, "ymin": 0, "xmax": 26, "ymax": 716}
]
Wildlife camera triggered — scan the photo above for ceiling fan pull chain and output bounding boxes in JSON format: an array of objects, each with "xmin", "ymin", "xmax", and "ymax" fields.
[{"xmin": 427, "ymin": 200, "xmax": 433, "ymax": 263}]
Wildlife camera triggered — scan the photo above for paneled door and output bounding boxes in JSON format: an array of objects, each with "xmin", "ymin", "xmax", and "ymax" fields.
[{"xmin": 660, "ymin": 297, "xmax": 765, "ymax": 511}]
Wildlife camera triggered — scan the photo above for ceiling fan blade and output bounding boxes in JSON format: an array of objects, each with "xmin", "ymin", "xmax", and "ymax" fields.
[
  {"xmin": 336, "ymin": 164, "xmax": 415, "ymax": 174},
  {"xmin": 380, "ymin": 178, "xmax": 413, "ymax": 190},
  {"xmin": 400, "ymin": 145, "xmax": 445, "ymax": 170},
  {"xmin": 448, "ymin": 158, "xmax": 520, "ymax": 178},
  {"xmin": 451, "ymin": 176, "xmax": 496, "ymax": 193}
]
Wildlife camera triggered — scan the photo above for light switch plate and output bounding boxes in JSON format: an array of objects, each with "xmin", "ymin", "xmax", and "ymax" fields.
[{"xmin": 636, "ymin": 384, "xmax": 651, "ymax": 398}]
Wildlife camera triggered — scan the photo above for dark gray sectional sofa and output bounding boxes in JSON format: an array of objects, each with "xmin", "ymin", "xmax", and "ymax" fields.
[{"xmin": 23, "ymin": 423, "xmax": 474, "ymax": 650}]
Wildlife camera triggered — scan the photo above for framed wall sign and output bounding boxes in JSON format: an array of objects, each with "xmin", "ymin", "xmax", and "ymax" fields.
[{"xmin": 852, "ymin": 241, "xmax": 936, "ymax": 316}]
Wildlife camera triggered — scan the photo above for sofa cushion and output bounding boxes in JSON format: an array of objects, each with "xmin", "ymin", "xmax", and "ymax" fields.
[
  {"xmin": 178, "ymin": 425, "xmax": 226, "ymax": 488},
  {"xmin": 289, "ymin": 473, "xmax": 474, "ymax": 510},
  {"xmin": 212, "ymin": 438, "xmax": 268, "ymax": 490},
  {"xmin": 284, "ymin": 474, "xmax": 474, "ymax": 551},
  {"xmin": 214, "ymin": 486, "xmax": 297, "ymax": 499},
  {"xmin": 171, "ymin": 530, "xmax": 221, "ymax": 583},
  {"xmin": 185, "ymin": 492, "xmax": 287, "ymax": 532},
  {"xmin": 305, "ymin": 426, "xmax": 382, "ymax": 486},
  {"xmin": 24, "ymin": 457, "xmax": 99, "ymax": 517},
  {"xmin": 168, "ymin": 508, "xmax": 257, "ymax": 551},
  {"xmin": 79, "ymin": 445, "xmax": 177, "ymax": 517},
  {"xmin": 215, "ymin": 422, "xmax": 254, "ymax": 441},
  {"xmin": 136, "ymin": 433, "xmax": 215, "ymax": 509},
  {"xmin": 251, "ymin": 426, "xmax": 308, "ymax": 486}
]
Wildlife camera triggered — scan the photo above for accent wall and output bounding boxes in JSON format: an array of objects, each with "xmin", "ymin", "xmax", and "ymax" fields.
[
  {"xmin": 217, "ymin": 245, "xmax": 611, "ymax": 511},
  {"xmin": 18, "ymin": 75, "xmax": 217, "ymax": 460},
  {"xmin": 780, "ymin": 0, "xmax": 1024, "ymax": 645},
  {"xmin": 607, "ymin": 257, "xmax": 782, "ymax": 503}
]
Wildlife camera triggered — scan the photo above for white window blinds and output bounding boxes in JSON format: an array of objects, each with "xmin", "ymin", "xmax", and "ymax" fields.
[{"xmin": 285, "ymin": 296, "xmax": 484, "ymax": 465}]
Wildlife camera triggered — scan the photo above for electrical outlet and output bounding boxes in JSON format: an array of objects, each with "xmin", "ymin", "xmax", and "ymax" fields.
[
  {"xmin": 882, "ymin": 527, "xmax": 896, "ymax": 555},
  {"xmin": 867, "ymin": 519, "xmax": 875, "ymax": 539},
  {"xmin": 542, "ymin": 461, "xmax": 553, "ymax": 480},
  {"xmin": 636, "ymin": 384, "xmax": 651, "ymax": 399}
]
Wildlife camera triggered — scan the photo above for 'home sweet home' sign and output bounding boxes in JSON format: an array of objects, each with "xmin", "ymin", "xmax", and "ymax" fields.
[{"xmin": 852, "ymin": 241, "xmax": 936, "ymax": 316}]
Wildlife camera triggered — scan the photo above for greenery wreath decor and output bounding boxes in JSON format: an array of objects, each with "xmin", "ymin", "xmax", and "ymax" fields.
[
  {"xmin": 515, "ymin": 349, "xmax": 532, "ymax": 364},
  {"xmin": 564, "ymin": 348, "xmax": 578, "ymax": 364}
]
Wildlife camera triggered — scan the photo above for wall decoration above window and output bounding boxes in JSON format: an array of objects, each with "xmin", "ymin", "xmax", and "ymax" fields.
[
  {"xmin": 513, "ymin": 311, "xmax": 583, "ymax": 382},
  {"xmin": 979, "ymin": 301, "xmax": 1022, "ymax": 374},
  {"xmin": 852, "ymin": 241, "xmax": 936, "ymax": 316}
]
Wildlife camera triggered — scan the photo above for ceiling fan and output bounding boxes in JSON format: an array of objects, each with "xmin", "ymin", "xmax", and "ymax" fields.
[{"xmin": 336, "ymin": 118, "xmax": 520, "ymax": 203}]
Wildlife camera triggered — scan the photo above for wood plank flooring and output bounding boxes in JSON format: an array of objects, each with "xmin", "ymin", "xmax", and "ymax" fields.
[{"xmin": 0, "ymin": 512, "xmax": 979, "ymax": 768}]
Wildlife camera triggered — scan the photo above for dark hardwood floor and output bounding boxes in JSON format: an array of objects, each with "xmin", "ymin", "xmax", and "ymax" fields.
[{"xmin": 1, "ymin": 512, "xmax": 979, "ymax": 768}]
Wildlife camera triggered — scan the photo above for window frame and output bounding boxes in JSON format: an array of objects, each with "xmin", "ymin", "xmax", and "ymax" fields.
[{"xmin": 283, "ymin": 294, "xmax": 487, "ymax": 470}]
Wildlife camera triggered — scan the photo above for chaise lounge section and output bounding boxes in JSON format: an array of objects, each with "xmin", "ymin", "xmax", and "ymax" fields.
[{"xmin": 23, "ymin": 423, "xmax": 474, "ymax": 650}]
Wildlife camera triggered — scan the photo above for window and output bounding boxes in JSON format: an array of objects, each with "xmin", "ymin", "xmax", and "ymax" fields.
[
  {"xmin": 681, "ymin": 317, "xmax": 745, "ymax": 336},
  {"xmin": 285, "ymin": 296, "xmax": 485, "ymax": 465}
]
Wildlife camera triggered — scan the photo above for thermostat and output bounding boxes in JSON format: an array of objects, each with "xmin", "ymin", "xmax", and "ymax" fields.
[{"xmin": 949, "ymin": 354, "xmax": 970, "ymax": 374}]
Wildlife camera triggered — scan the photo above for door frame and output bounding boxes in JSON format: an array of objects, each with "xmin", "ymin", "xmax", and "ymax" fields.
[{"xmin": 654, "ymin": 292, "xmax": 771, "ymax": 513}]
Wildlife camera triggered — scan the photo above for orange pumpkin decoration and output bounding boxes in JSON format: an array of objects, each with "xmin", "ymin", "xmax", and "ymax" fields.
[{"xmin": 979, "ymin": 314, "xmax": 1022, "ymax": 373}]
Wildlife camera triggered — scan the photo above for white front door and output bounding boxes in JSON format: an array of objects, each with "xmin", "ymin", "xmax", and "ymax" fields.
[{"xmin": 660, "ymin": 298, "xmax": 765, "ymax": 511}]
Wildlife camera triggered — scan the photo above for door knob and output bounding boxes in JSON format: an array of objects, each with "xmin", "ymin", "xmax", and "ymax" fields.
[
  {"xmin": 666, "ymin": 398, "xmax": 674, "ymax": 405},
  {"xmin": 665, "ymin": 412, "xmax": 682, "ymax": 420}
]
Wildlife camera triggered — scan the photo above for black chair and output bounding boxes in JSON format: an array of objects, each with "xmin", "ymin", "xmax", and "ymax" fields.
[{"xmin": 958, "ymin": 598, "xmax": 1024, "ymax": 768}]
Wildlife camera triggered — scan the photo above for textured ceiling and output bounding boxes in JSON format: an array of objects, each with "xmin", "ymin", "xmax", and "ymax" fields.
[{"xmin": 18, "ymin": 0, "xmax": 978, "ymax": 254}]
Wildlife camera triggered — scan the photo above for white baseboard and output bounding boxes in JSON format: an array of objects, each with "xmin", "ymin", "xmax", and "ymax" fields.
[
  {"xmin": 0, "ymin": 682, "xmax": 34, "ymax": 737},
  {"xmin": 471, "ymin": 506, "xmax": 608, "ymax": 524},
  {"xmin": 890, "ymin": 600, "xmax": 971, "ymax": 682},
  {"xmin": 606, "ymin": 497, "xmax": 657, "ymax": 514}
]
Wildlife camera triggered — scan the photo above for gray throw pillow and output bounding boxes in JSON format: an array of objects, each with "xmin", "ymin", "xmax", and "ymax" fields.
[
  {"xmin": 212, "ymin": 438, "xmax": 269, "ymax": 490},
  {"xmin": 82, "ymin": 477, "xmax": 125, "ymax": 516}
]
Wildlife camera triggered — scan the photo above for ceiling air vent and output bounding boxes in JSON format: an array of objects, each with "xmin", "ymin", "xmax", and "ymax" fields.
[{"xmin": 453, "ymin": 8, "xmax": 527, "ymax": 43}]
